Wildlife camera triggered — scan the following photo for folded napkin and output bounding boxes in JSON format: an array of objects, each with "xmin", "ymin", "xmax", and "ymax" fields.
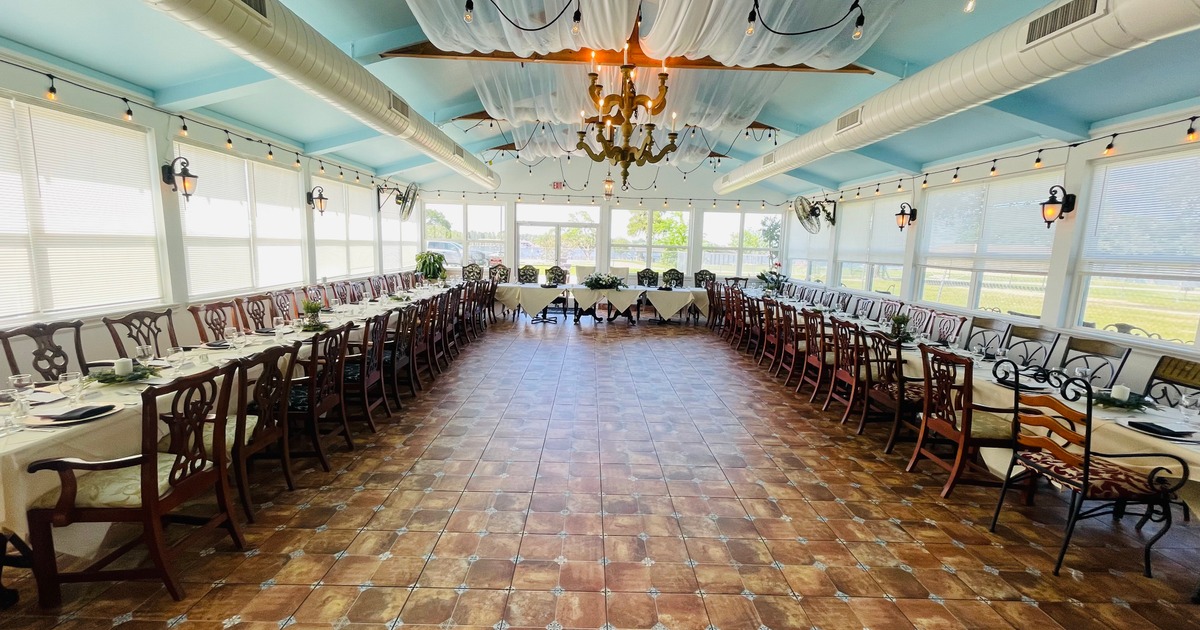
[
  {"xmin": 255, "ymin": 328, "xmax": 274, "ymax": 335},
  {"xmin": 36, "ymin": 404, "xmax": 115, "ymax": 422},
  {"xmin": 1128, "ymin": 421, "xmax": 1195, "ymax": 438},
  {"xmin": 205, "ymin": 341, "xmax": 230, "ymax": 349}
]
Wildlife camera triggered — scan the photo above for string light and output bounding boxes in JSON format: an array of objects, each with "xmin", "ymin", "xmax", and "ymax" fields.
[
  {"xmin": 952, "ymin": 168, "xmax": 960, "ymax": 183},
  {"xmin": 463, "ymin": 0, "xmax": 473, "ymax": 23},
  {"xmin": 1103, "ymin": 133, "xmax": 1117, "ymax": 156},
  {"xmin": 852, "ymin": 11, "xmax": 865, "ymax": 40},
  {"xmin": 663, "ymin": 199, "xmax": 669, "ymax": 208},
  {"xmin": 736, "ymin": 200, "xmax": 741, "ymax": 209},
  {"xmin": 873, "ymin": 183, "xmax": 880, "ymax": 196},
  {"xmin": 571, "ymin": 4, "xmax": 581, "ymax": 33},
  {"xmin": 855, "ymin": 187, "xmax": 861, "ymax": 199},
  {"xmin": 179, "ymin": 116, "xmax": 189, "ymax": 137},
  {"xmin": 712, "ymin": 200, "xmax": 717, "ymax": 208},
  {"xmin": 339, "ymin": 168, "xmax": 345, "ymax": 180},
  {"xmin": 746, "ymin": 6, "xmax": 756, "ymax": 36},
  {"xmin": 225, "ymin": 131, "xmax": 234, "ymax": 150},
  {"xmin": 294, "ymin": 152, "xmax": 302, "ymax": 168},
  {"xmin": 838, "ymin": 191, "xmax": 845, "ymax": 202},
  {"xmin": 122, "ymin": 98, "xmax": 133, "ymax": 121},
  {"xmin": 45, "ymin": 75, "xmax": 57, "ymax": 101},
  {"xmin": 989, "ymin": 160, "xmax": 997, "ymax": 176},
  {"xmin": 319, "ymin": 161, "xmax": 325, "ymax": 175},
  {"xmin": 355, "ymin": 172, "xmax": 361, "ymax": 183},
  {"xmin": 688, "ymin": 199, "xmax": 693, "ymax": 207},
  {"xmin": 921, "ymin": 174, "xmax": 928, "ymax": 188},
  {"xmin": 266, "ymin": 144, "xmax": 274, "ymax": 159},
  {"xmin": 896, "ymin": 179, "xmax": 903, "ymax": 192},
  {"xmin": 1033, "ymin": 150, "xmax": 1043, "ymax": 169},
  {"xmin": 1188, "ymin": 117, "xmax": 1198, "ymax": 142}
]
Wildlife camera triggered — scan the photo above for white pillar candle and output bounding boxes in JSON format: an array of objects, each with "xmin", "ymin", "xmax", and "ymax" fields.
[
  {"xmin": 1111, "ymin": 384, "xmax": 1131, "ymax": 401},
  {"xmin": 624, "ymin": 43, "xmax": 629, "ymax": 65},
  {"xmin": 114, "ymin": 357, "xmax": 133, "ymax": 376}
]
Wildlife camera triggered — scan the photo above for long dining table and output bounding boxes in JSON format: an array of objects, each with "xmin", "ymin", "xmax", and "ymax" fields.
[
  {"xmin": 494, "ymin": 283, "xmax": 708, "ymax": 323},
  {"xmin": 0, "ymin": 287, "xmax": 446, "ymax": 556}
]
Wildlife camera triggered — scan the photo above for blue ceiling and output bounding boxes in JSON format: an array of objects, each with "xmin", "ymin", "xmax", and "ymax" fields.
[{"xmin": 0, "ymin": 0, "xmax": 1197, "ymax": 194}]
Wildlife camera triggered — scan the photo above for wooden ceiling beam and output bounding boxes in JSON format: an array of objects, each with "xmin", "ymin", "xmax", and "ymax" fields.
[
  {"xmin": 381, "ymin": 38, "xmax": 872, "ymax": 75},
  {"xmin": 482, "ymin": 142, "xmax": 726, "ymax": 159},
  {"xmin": 457, "ymin": 110, "xmax": 777, "ymax": 133}
]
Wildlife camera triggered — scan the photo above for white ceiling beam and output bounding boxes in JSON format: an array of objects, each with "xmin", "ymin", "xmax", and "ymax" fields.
[
  {"xmin": 340, "ymin": 25, "xmax": 428, "ymax": 65},
  {"xmin": 305, "ymin": 127, "xmax": 383, "ymax": 155},
  {"xmin": 154, "ymin": 66, "xmax": 275, "ymax": 110}
]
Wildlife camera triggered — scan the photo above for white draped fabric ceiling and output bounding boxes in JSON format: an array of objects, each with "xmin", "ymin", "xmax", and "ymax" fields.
[{"xmin": 407, "ymin": 0, "xmax": 639, "ymax": 55}]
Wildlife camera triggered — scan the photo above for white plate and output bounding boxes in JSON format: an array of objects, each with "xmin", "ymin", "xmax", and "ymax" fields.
[{"xmin": 23, "ymin": 402, "xmax": 125, "ymax": 427}]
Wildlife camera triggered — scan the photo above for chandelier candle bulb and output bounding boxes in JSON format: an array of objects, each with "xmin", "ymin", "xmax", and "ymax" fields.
[{"xmin": 624, "ymin": 43, "xmax": 628, "ymax": 65}]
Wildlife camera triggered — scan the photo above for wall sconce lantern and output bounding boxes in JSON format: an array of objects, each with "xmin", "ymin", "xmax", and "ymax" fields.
[
  {"xmin": 603, "ymin": 176, "xmax": 614, "ymax": 201},
  {"xmin": 1039, "ymin": 184, "xmax": 1076, "ymax": 228},
  {"xmin": 307, "ymin": 185, "xmax": 328, "ymax": 215},
  {"xmin": 895, "ymin": 202, "xmax": 917, "ymax": 231},
  {"xmin": 161, "ymin": 156, "xmax": 198, "ymax": 200}
]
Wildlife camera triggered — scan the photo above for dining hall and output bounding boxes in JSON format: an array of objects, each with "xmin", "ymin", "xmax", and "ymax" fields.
[{"xmin": 1, "ymin": 1, "xmax": 1200, "ymax": 628}]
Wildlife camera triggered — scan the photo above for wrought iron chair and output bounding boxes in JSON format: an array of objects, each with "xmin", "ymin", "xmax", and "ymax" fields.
[
  {"xmin": 517, "ymin": 265, "xmax": 539, "ymax": 284},
  {"xmin": 1057, "ymin": 337, "xmax": 1131, "ymax": 388},
  {"xmin": 1144, "ymin": 355, "xmax": 1200, "ymax": 407},
  {"xmin": 966, "ymin": 316, "xmax": 1011, "ymax": 354},
  {"xmin": 694, "ymin": 269, "xmax": 715, "ymax": 288},
  {"xmin": 489, "ymin": 264, "xmax": 511, "ymax": 282},
  {"xmin": 1005, "ymin": 325, "xmax": 1061, "ymax": 368},
  {"xmin": 545, "ymin": 266, "xmax": 570, "ymax": 318},
  {"xmin": 103, "ymin": 309, "xmax": 180, "ymax": 359},
  {"xmin": 662, "ymin": 268, "xmax": 684, "ymax": 288},
  {"xmin": 990, "ymin": 365, "xmax": 1188, "ymax": 578},
  {"xmin": 0, "ymin": 320, "xmax": 90, "ymax": 382},
  {"xmin": 636, "ymin": 268, "xmax": 659, "ymax": 287},
  {"xmin": 463, "ymin": 263, "xmax": 483, "ymax": 282},
  {"xmin": 907, "ymin": 345, "xmax": 1013, "ymax": 498},
  {"xmin": 25, "ymin": 363, "xmax": 242, "ymax": 607}
]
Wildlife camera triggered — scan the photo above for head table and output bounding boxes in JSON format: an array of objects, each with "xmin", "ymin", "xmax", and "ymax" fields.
[
  {"xmin": 494, "ymin": 283, "xmax": 708, "ymax": 321},
  {"xmin": 0, "ymin": 286, "xmax": 448, "ymax": 556}
]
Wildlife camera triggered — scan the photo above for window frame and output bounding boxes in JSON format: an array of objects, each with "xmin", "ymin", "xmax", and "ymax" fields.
[
  {"xmin": 609, "ymin": 205, "xmax": 692, "ymax": 274},
  {"xmin": 700, "ymin": 208, "xmax": 783, "ymax": 278}
]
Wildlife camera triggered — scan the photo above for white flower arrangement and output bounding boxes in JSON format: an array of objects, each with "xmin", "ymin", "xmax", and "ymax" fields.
[{"xmin": 582, "ymin": 272, "xmax": 627, "ymax": 291}]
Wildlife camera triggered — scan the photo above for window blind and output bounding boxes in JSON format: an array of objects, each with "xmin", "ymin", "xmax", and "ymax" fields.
[
  {"xmin": 314, "ymin": 177, "xmax": 377, "ymax": 279},
  {"xmin": 178, "ymin": 144, "xmax": 253, "ymax": 296},
  {"xmin": 381, "ymin": 200, "xmax": 402, "ymax": 272},
  {"xmin": 348, "ymin": 185, "xmax": 377, "ymax": 275},
  {"xmin": 920, "ymin": 171, "xmax": 1059, "ymax": 273},
  {"xmin": 835, "ymin": 195, "xmax": 909, "ymax": 265},
  {"xmin": 251, "ymin": 162, "xmax": 304, "ymax": 287},
  {"xmin": 1079, "ymin": 151, "xmax": 1200, "ymax": 279},
  {"xmin": 0, "ymin": 101, "xmax": 162, "ymax": 320},
  {"xmin": 787, "ymin": 209, "xmax": 833, "ymax": 262}
]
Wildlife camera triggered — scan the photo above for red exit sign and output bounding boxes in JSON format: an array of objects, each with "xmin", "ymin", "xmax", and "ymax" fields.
[{"xmin": 550, "ymin": 181, "xmax": 566, "ymax": 190}]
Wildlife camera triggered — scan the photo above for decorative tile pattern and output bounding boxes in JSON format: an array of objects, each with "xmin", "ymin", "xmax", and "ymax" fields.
[{"xmin": 1, "ymin": 319, "xmax": 1198, "ymax": 629}]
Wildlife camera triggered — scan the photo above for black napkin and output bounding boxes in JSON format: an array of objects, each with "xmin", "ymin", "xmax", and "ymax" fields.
[
  {"xmin": 205, "ymin": 341, "xmax": 230, "ymax": 349},
  {"xmin": 38, "ymin": 405, "xmax": 116, "ymax": 422},
  {"xmin": 255, "ymin": 328, "xmax": 274, "ymax": 334},
  {"xmin": 1128, "ymin": 421, "xmax": 1195, "ymax": 438},
  {"xmin": 320, "ymin": 307, "xmax": 334, "ymax": 313}
]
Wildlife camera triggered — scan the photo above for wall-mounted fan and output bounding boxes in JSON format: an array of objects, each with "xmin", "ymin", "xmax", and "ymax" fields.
[
  {"xmin": 793, "ymin": 196, "xmax": 838, "ymax": 234},
  {"xmin": 397, "ymin": 182, "xmax": 418, "ymax": 221}
]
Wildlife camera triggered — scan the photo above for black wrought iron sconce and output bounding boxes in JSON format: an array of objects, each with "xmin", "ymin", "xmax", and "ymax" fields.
[
  {"xmin": 1039, "ymin": 184, "xmax": 1076, "ymax": 228},
  {"xmin": 161, "ymin": 156, "xmax": 198, "ymax": 200},
  {"xmin": 307, "ymin": 185, "xmax": 328, "ymax": 215},
  {"xmin": 895, "ymin": 202, "xmax": 917, "ymax": 231}
]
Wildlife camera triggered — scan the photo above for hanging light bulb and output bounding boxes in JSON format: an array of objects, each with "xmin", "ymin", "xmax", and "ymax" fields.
[
  {"xmin": 266, "ymin": 144, "xmax": 274, "ymax": 160},
  {"xmin": 896, "ymin": 179, "xmax": 903, "ymax": 192},
  {"xmin": 355, "ymin": 172, "xmax": 361, "ymax": 183},
  {"xmin": 852, "ymin": 11, "xmax": 865, "ymax": 40},
  {"xmin": 838, "ymin": 191, "xmax": 844, "ymax": 202},
  {"xmin": 662, "ymin": 199, "xmax": 668, "ymax": 208},
  {"xmin": 122, "ymin": 98, "xmax": 133, "ymax": 121},
  {"xmin": 736, "ymin": 200, "xmax": 741, "ymax": 209},
  {"xmin": 294, "ymin": 153, "xmax": 302, "ymax": 168},
  {"xmin": 874, "ymin": 183, "xmax": 880, "ymax": 196},
  {"xmin": 225, "ymin": 131, "xmax": 234, "ymax": 150},
  {"xmin": 463, "ymin": 0, "xmax": 473, "ymax": 23},
  {"xmin": 712, "ymin": 200, "xmax": 717, "ymax": 208},
  {"xmin": 179, "ymin": 116, "xmax": 189, "ymax": 137},
  {"xmin": 571, "ymin": 5, "xmax": 581, "ymax": 33},
  {"xmin": 45, "ymin": 75, "xmax": 57, "ymax": 101},
  {"xmin": 746, "ymin": 6, "xmax": 756, "ymax": 36},
  {"xmin": 952, "ymin": 167, "xmax": 960, "ymax": 183},
  {"xmin": 1103, "ymin": 134, "xmax": 1117, "ymax": 156},
  {"xmin": 1188, "ymin": 117, "xmax": 1198, "ymax": 142},
  {"xmin": 1034, "ymin": 150, "xmax": 1044, "ymax": 169},
  {"xmin": 339, "ymin": 168, "xmax": 345, "ymax": 180},
  {"xmin": 963, "ymin": 0, "xmax": 977, "ymax": 13},
  {"xmin": 989, "ymin": 160, "xmax": 998, "ymax": 176},
  {"xmin": 638, "ymin": 198, "xmax": 643, "ymax": 206},
  {"xmin": 688, "ymin": 199, "xmax": 693, "ymax": 207},
  {"xmin": 855, "ymin": 188, "xmax": 861, "ymax": 199},
  {"xmin": 921, "ymin": 174, "xmax": 928, "ymax": 189},
  {"xmin": 319, "ymin": 161, "xmax": 326, "ymax": 175}
]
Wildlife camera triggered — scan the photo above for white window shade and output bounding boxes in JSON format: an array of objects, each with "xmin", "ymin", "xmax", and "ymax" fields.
[
  {"xmin": 1079, "ymin": 151, "xmax": 1200, "ymax": 279},
  {"xmin": 835, "ymin": 195, "xmax": 909, "ymax": 265},
  {"xmin": 787, "ymin": 206, "xmax": 833, "ymax": 262},
  {"xmin": 348, "ymin": 185, "xmax": 377, "ymax": 275},
  {"xmin": 921, "ymin": 171, "xmax": 1059, "ymax": 273},
  {"xmin": 251, "ymin": 162, "xmax": 304, "ymax": 288},
  {"xmin": 178, "ymin": 144, "xmax": 253, "ymax": 296},
  {"xmin": 314, "ymin": 177, "xmax": 377, "ymax": 279},
  {"xmin": 0, "ymin": 102, "xmax": 162, "ymax": 320},
  {"xmin": 381, "ymin": 202, "xmax": 402, "ymax": 272}
]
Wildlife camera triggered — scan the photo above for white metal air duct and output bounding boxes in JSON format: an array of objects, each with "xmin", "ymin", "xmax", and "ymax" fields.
[
  {"xmin": 715, "ymin": 0, "xmax": 1200, "ymax": 194},
  {"xmin": 144, "ymin": 0, "xmax": 500, "ymax": 190}
]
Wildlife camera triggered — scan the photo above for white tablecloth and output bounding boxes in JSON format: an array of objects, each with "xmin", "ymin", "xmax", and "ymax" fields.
[{"xmin": 496, "ymin": 283, "xmax": 566, "ymax": 315}]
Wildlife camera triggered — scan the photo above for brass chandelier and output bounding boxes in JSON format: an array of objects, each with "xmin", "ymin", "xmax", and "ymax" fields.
[{"xmin": 576, "ymin": 60, "xmax": 678, "ymax": 190}]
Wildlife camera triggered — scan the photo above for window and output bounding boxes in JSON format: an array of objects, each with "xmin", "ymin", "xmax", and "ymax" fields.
[
  {"xmin": 314, "ymin": 177, "xmax": 376, "ymax": 279},
  {"xmin": 381, "ymin": 190, "xmax": 421, "ymax": 272},
  {"xmin": 916, "ymin": 171, "xmax": 1060, "ymax": 317},
  {"xmin": 0, "ymin": 101, "xmax": 162, "ymax": 320},
  {"xmin": 424, "ymin": 202, "xmax": 507, "ymax": 267},
  {"xmin": 1076, "ymin": 150, "xmax": 1200, "ymax": 346},
  {"xmin": 787, "ymin": 207, "xmax": 832, "ymax": 283},
  {"xmin": 701, "ymin": 209, "xmax": 782, "ymax": 277},
  {"xmin": 610, "ymin": 207, "xmax": 690, "ymax": 273},
  {"xmin": 176, "ymin": 144, "xmax": 305, "ymax": 297},
  {"xmin": 833, "ymin": 196, "xmax": 907, "ymax": 294}
]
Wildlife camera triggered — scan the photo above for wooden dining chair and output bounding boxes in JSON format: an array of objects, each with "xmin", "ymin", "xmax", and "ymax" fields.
[
  {"xmin": 1005, "ymin": 325, "xmax": 1061, "ymax": 368},
  {"xmin": 724, "ymin": 276, "xmax": 748, "ymax": 288},
  {"xmin": 876, "ymin": 299, "xmax": 903, "ymax": 323},
  {"xmin": 860, "ymin": 330, "xmax": 923, "ymax": 453},
  {"xmin": 1143, "ymin": 355, "xmax": 1200, "ymax": 407},
  {"xmin": 0, "ymin": 320, "xmax": 90, "ymax": 381},
  {"xmin": 188, "ymin": 301, "xmax": 243, "ymax": 343},
  {"xmin": 288, "ymin": 323, "xmax": 354, "ymax": 472},
  {"xmin": 386, "ymin": 305, "xmax": 420, "ymax": 404},
  {"xmin": 907, "ymin": 345, "xmax": 1013, "ymax": 498},
  {"xmin": 343, "ymin": 311, "xmax": 392, "ymax": 433},
  {"xmin": 271, "ymin": 289, "xmax": 300, "ymax": 320},
  {"xmin": 929, "ymin": 312, "xmax": 968, "ymax": 345},
  {"xmin": 990, "ymin": 381, "xmax": 1188, "ymax": 577},
  {"xmin": 226, "ymin": 342, "xmax": 300, "ymax": 522},
  {"xmin": 1057, "ymin": 337, "xmax": 1131, "ymax": 388},
  {"xmin": 796, "ymin": 308, "xmax": 832, "ymax": 402},
  {"xmin": 368, "ymin": 275, "xmax": 387, "ymax": 298},
  {"xmin": 348, "ymin": 281, "xmax": 366, "ymax": 304},
  {"xmin": 853, "ymin": 298, "xmax": 876, "ymax": 320},
  {"xmin": 26, "ymin": 363, "xmax": 241, "ymax": 607},
  {"xmin": 904, "ymin": 305, "xmax": 934, "ymax": 334},
  {"xmin": 824, "ymin": 317, "xmax": 866, "ymax": 424},
  {"xmin": 103, "ymin": 309, "xmax": 180, "ymax": 359},
  {"xmin": 329, "ymin": 281, "xmax": 351, "ymax": 305},
  {"xmin": 304, "ymin": 285, "xmax": 330, "ymax": 308},
  {"xmin": 236, "ymin": 294, "xmax": 276, "ymax": 331},
  {"xmin": 966, "ymin": 316, "xmax": 1011, "ymax": 353}
]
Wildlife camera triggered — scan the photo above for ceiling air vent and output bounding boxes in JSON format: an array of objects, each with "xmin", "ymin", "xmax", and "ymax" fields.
[
  {"xmin": 454, "ymin": 145, "xmax": 464, "ymax": 159},
  {"xmin": 389, "ymin": 92, "xmax": 410, "ymax": 118},
  {"xmin": 1026, "ymin": 0, "xmax": 1101, "ymax": 45},
  {"xmin": 762, "ymin": 152, "xmax": 775, "ymax": 166},
  {"xmin": 238, "ymin": 0, "xmax": 267, "ymax": 18},
  {"xmin": 835, "ymin": 108, "xmax": 863, "ymax": 134}
]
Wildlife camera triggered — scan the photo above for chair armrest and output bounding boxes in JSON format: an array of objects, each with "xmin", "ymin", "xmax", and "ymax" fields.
[
  {"xmin": 27, "ymin": 454, "xmax": 146, "ymax": 519},
  {"xmin": 1092, "ymin": 451, "xmax": 1190, "ymax": 491}
]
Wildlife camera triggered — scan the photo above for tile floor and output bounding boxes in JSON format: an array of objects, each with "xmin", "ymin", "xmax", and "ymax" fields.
[{"xmin": 2, "ymin": 317, "xmax": 1199, "ymax": 629}]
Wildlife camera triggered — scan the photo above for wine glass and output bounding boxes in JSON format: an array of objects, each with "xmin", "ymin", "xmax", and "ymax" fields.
[
  {"xmin": 273, "ymin": 316, "xmax": 286, "ymax": 332},
  {"xmin": 229, "ymin": 330, "xmax": 246, "ymax": 350},
  {"xmin": 1073, "ymin": 366, "xmax": 1094, "ymax": 385},
  {"xmin": 8, "ymin": 374, "xmax": 33, "ymax": 403},
  {"xmin": 134, "ymin": 344, "xmax": 155, "ymax": 365},
  {"xmin": 57, "ymin": 371, "xmax": 83, "ymax": 405},
  {"xmin": 1180, "ymin": 393, "xmax": 1200, "ymax": 426},
  {"xmin": 972, "ymin": 344, "xmax": 986, "ymax": 361},
  {"xmin": 222, "ymin": 326, "xmax": 238, "ymax": 344},
  {"xmin": 165, "ymin": 347, "xmax": 185, "ymax": 374},
  {"xmin": 0, "ymin": 388, "xmax": 24, "ymax": 436},
  {"xmin": 292, "ymin": 318, "xmax": 305, "ymax": 334}
]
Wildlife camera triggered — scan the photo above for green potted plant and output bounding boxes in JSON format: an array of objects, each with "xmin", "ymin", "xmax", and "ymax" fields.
[
  {"xmin": 301, "ymin": 299, "xmax": 327, "ymax": 332},
  {"xmin": 416, "ymin": 250, "xmax": 447, "ymax": 283},
  {"xmin": 889, "ymin": 313, "xmax": 914, "ymax": 344}
]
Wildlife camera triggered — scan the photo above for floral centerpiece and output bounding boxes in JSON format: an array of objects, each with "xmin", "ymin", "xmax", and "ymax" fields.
[
  {"xmin": 582, "ymin": 272, "xmax": 627, "ymax": 291},
  {"xmin": 889, "ymin": 313, "xmax": 915, "ymax": 344},
  {"xmin": 301, "ymin": 299, "xmax": 328, "ymax": 332},
  {"xmin": 756, "ymin": 262, "xmax": 787, "ymax": 292}
]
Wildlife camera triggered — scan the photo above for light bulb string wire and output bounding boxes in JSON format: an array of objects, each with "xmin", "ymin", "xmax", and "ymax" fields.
[
  {"xmin": 0, "ymin": 56, "xmax": 387, "ymax": 188},
  {"xmin": 417, "ymin": 188, "xmax": 791, "ymax": 209},
  {"xmin": 482, "ymin": 0, "xmax": 574, "ymax": 32},
  {"xmin": 752, "ymin": 0, "xmax": 863, "ymax": 37}
]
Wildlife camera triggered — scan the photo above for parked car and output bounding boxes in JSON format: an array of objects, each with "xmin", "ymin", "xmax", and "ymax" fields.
[{"xmin": 425, "ymin": 240, "xmax": 487, "ymax": 266}]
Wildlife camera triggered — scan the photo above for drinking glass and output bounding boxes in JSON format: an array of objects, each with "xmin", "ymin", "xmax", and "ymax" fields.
[
  {"xmin": 229, "ymin": 330, "xmax": 246, "ymax": 350},
  {"xmin": 222, "ymin": 326, "xmax": 238, "ymax": 343},
  {"xmin": 57, "ymin": 371, "xmax": 83, "ymax": 404},
  {"xmin": 273, "ymin": 316, "xmax": 286, "ymax": 331},
  {"xmin": 8, "ymin": 374, "xmax": 33, "ymax": 402},
  {"xmin": 330, "ymin": 298, "xmax": 342, "ymax": 312},
  {"xmin": 165, "ymin": 347, "xmax": 186, "ymax": 374},
  {"xmin": 0, "ymin": 389, "xmax": 24, "ymax": 436},
  {"xmin": 1073, "ymin": 366, "xmax": 1094, "ymax": 385},
  {"xmin": 292, "ymin": 318, "xmax": 305, "ymax": 333},
  {"xmin": 1180, "ymin": 393, "xmax": 1200, "ymax": 425},
  {"xmin": 134, "ymin": 344, "xmax": 155, "ymax": 364},
  {"xmin": 972, "ymin": 344, "xmax": 986, "ymax": 360}
]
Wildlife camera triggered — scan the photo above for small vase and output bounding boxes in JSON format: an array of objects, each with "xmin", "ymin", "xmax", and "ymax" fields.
[{"xmin": 305, "ymin": 313, "xmax": 322, "ymax": 329}]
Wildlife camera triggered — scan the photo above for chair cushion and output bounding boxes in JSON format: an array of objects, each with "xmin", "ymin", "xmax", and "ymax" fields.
[
  {"xmin": 872, "ymin": 380, "xmax": 924, "ymax": 404},
  {"xmin": 288, "ymin": 383, "xmax": 310, "ymax": 412},
  {"xmin": 969, "ymin": 410, "xmax": 1013, "ymax": 440},
  {"xmin": 1020, "ymin": 450, "xmax": 1174, "ymax": 500},
  {"xmin": 344, "ymin": 362, "xmax": 362, "ymax": 383},
  {"xmin": 32, "ymin": 453, "xmax": 182, "ymax": 509},
  {"xmin": 157, "ymin": 415, "xmax": 258, "ymax": 457}
]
